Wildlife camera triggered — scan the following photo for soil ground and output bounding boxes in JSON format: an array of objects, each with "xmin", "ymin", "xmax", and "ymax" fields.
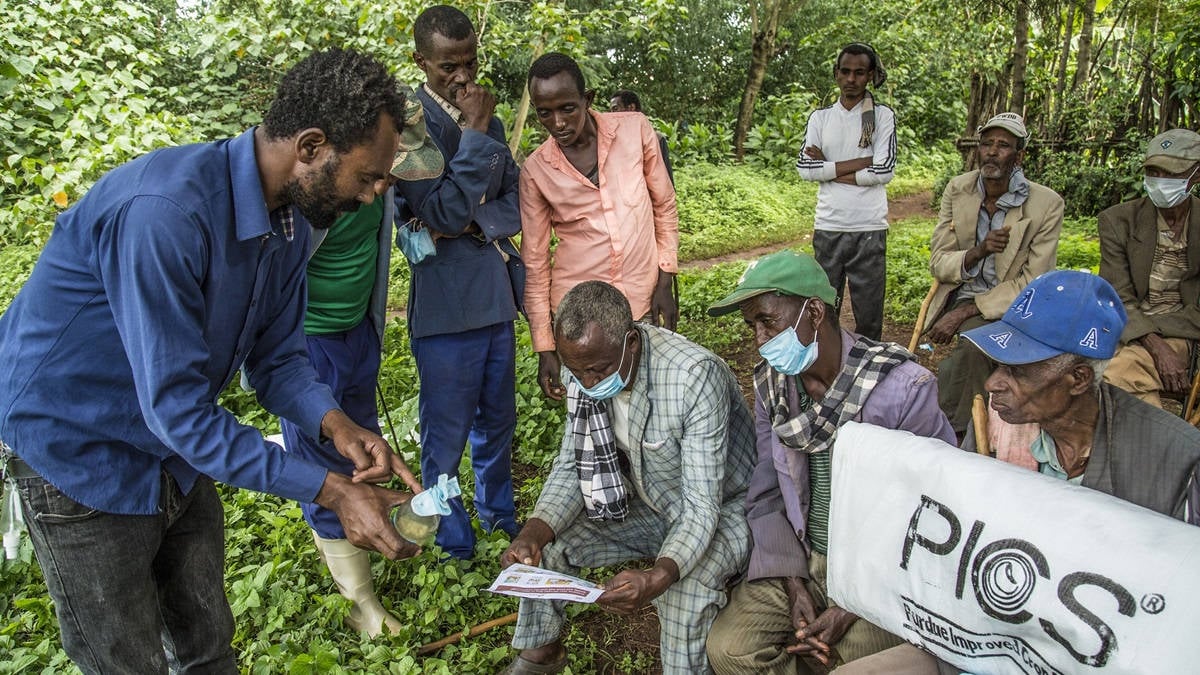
[{"xmin": 571, "ymin": 191, "xmax": 940, "ymax": 673}]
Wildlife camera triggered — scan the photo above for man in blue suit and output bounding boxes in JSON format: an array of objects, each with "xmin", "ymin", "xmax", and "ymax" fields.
[{"xmin": 393, "ymin": 4, "xmax": 523, "ymax": 559}]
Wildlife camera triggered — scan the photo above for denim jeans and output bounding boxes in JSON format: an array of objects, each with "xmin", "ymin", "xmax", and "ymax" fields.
[{"xmin": 17, "ymin": 469, "xmax": 236, "ymax": 674}]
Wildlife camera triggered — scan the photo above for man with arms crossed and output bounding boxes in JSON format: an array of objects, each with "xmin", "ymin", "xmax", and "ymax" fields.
[{"xmin": 796, "ymin": 43, "xmax": 896, "ymax": 340}]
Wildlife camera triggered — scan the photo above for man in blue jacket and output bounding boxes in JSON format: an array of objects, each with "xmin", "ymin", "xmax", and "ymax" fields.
[
  {"xmin": 394, "ymin": 5, "xmax": 524, "ymax": 559},
  {"xmin": 0, "ymin": 49, "xmax": 421, "ymax": 673}
]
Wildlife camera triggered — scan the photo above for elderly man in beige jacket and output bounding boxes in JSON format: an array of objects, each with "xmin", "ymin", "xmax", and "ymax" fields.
[{"xmin": 922, "ymin": 112, "xmax": 1064, "ymax": 439}]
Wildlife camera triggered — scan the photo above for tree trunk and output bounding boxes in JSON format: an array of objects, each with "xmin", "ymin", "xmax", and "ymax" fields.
[
  {"xmin": 508, "ymin": 45, "xmax": 545, "ymax": 158},
  {"xmin": 1160, "ymin": 51, "xmax": 1179, "ymax": 132},
  {"xmin": 734, "ymin": 2, "xmax": 781, "ymax": 161},
  {"xmin": 1009, "ymin": 0, "xmax": 1030, "ymax": 114},
  {"xmin": 508, "ymin": 84, "xmax": 532, "ymax": 158},
  {"xmin": 1072, "ymin": 0, "xmax": 1096, "ymax": 91},
  {"xmin": 1050, "ymin": 2, "xmax": 1075, "ymax": 119}
]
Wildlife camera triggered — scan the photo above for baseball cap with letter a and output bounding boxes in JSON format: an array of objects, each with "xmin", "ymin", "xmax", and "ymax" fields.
[{"xmin": 961, "ymin": 270, "xmax": 1127, "ymax": 365}]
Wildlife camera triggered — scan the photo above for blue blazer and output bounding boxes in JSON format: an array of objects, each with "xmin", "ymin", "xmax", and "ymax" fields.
[{"xmin": 394, "ymin": 87, "xmax": 523, "ymax": 339}]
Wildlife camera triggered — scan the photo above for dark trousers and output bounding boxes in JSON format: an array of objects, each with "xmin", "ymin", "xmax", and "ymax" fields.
[
  {"xmin": 18, "ymin": 470, "xmax": 236, "ymax": 674},
  {"xmin": 411, "ymin": 321, "xmax": 518, "ymax": 558},
  {"xmin": 813, "ymin": 229, "xmax": 887, "ymax": 340},
  {"xmin": 280, "ymin": 317, "xmax": 382, "ymax": 539},
  {"xmin": 936, "ymin": 303, "xmax": 995, "ymax": 437}
]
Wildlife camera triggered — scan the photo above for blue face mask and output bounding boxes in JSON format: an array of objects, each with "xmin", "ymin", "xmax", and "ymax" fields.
[
  {"xmin": 578, "ymin": 332, "xmax": 633, "ymax": 400},
  {"xmin": 758, "ymin": 300, "xmax": 819, "ymax": 375},
  {"xmin": 397, "ymin": 221, "xmax": 437, "ymax": 264}
]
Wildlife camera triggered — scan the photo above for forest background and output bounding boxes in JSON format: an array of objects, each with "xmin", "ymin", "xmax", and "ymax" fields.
[{"xmin": 0, "ymin": 0, "xmax": 1196, "ymax": 672}]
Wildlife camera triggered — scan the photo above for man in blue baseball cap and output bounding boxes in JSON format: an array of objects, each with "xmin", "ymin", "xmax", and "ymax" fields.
[{"xmin": 961, "ymin": 270, "xmax": 1200, "ymax": 520}]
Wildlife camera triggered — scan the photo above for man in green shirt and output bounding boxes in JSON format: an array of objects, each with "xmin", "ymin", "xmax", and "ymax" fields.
[{"xmin": 279, "ymin": 90, "xmax": 444, "ymax": 636}]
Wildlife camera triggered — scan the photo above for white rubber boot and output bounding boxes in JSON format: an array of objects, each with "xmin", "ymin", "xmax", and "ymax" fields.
[{"xmin": 312, "ymin": 533, "xmax": 403, "ymax": 636}]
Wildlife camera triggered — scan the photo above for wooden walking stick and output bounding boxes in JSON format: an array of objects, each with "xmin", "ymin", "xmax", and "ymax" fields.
[
  {"xmin": 417, "ymin": 612, "xmax": 519, "ymax": 656},
  {"xmin": 1185, "ymin": 370, "xmax": 1200, "ymax": 426},
  {"xmin": 971, "ymin": 394, "xmax": 990, "ymax": 456},
  {"xmin": 909, "ymin": 280, "xmax": 940, "ymax": 353}
]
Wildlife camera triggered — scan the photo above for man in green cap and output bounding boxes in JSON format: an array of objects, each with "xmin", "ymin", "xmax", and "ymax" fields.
[
  {"xmin": 1100, "ymin": 128, "xmax": 1200, "ymax": 408},
  {"xmin": 704, "ymin": 250, "xmax": 954, "ymax": 673}
]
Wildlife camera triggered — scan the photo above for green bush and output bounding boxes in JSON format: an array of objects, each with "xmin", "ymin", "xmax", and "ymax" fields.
[
  {"xmin": 677, "ymin": 261, "xmax": 752, "ymax": 354},
  {"xmin": 674, "ymin": 164, "xmax": 815, "ymax": 261},
  {"xmin": 893, "ymin": 142, "xmax": 960, "ymax": 199},
  {"xmin": 0, "ymin": 244, "xmax": 39, "ymax": 314},
  {"xmin": 664, "ymin": 120, "xmax": 734, "ymax": 167},
  {"xmin": 1060, "ymin": 216, "xmax": 1103, "ymax": 274},
  {"xmin": 741, "ymin": 91, "xmax": 819, "ymax": 177},
  {"xmin": 0, "ymin": 0, "xmax": 201, "ymax": 246},
  {"xmin": 885, "ymin": 218, "xmax": 937, "ymax": 325}
]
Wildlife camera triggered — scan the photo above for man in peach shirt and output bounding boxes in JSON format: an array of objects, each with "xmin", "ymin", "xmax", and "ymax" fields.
[{"xmin": 520, "ymin": 52, "xmax": 679, "ymax": 400}]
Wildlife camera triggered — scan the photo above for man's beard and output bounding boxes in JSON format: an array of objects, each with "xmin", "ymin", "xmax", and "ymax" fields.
[{"xmin": 285, "ymin": 157, "xmax": 361, "ymax": 230}]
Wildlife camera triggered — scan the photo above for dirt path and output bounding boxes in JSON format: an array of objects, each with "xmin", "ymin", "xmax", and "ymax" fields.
[
  {"xmin": 682, "ymin": 190, "xmax": 934, "ymax": 271},
  {"xmin": 681, "ymin": 188, "xmax": 940, "ymax": 363}
]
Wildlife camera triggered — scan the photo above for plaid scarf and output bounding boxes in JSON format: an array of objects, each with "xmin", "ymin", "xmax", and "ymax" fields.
[
  {"xmin": 754, "ymin": 335, "xmax": 912, "ymax": 455},
  {"xmin": 857, "ymin": 49, "xmax": 887, "ymax": 148},
  {"xmin": 858, "ymin": 91, "xmax": 878, "ymax": 149},
  {"xmin": 568, "ymin": 381, "xmax": 628, "ymax": 521}
]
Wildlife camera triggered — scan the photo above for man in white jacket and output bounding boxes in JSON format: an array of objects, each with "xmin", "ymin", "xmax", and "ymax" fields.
[{"xmin": 795, "ymin": 42, "xmax": 896, "ymax": 340}]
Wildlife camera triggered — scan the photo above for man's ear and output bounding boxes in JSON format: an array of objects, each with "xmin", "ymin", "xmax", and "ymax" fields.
[
  {"xmin": 412, "ymin": 51, "xmax": 427, "ymax": 72},
  {"xmin": 584, "ymin": 88, "xmax": 596, "ymax": 108},
  {"xmin": 1068, "ymin": 362, "xmax": 1095, "ymax": 396},
  {"xmin": 294, "ymin": 128, "xmax": 329, "ymax": 166},
  {"xmin": 807, "ymin": 298, "xmax": 827, "ymax": 330}
]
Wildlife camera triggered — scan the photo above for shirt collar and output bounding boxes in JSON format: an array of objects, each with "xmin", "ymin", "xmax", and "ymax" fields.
[
  {"xmin": 543, "ymin": 110, "xmax": 613, "ymax": 173},
  {"xmin": 975, "ymin": 166, "xmax": 1031, "ymax": 210},
  {"xmin": 1030, "ymin": 430, "xmax": 1069, "ymax": 480},
  {"xmin": 229, "ymin": 127, "xmax": 275, "ymax": 242},
  {"xmin": 422, "ymin": 83, "xmax": 465, "ymax": 128},
  {"xmin": 273, "ymin": 205, "xmax": 296, "ymax": 242}
]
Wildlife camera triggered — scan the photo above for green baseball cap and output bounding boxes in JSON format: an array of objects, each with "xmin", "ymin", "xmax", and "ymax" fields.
[
  {"xmin": 1144, "ymin": 129, "xmax": 1200, "ymax": 175},
  {"xmin": 390, "ymin": 84, "xmax": 445, "ymax": 182},
  {"xmin": 707, "ymin": 250, "xmax": 837, "ymax": 316}
]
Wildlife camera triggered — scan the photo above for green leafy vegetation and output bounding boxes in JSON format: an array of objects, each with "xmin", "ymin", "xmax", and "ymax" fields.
[
  {"xmin": 0, "ymin": 245, "xmax": 39, "ymax": 311},
  {"xmin": 675, "ymin": 165, "xmax": 815, "ymax": 262},
  {"xmin": 0, "ymin": 0, "xmax": 1155, "ymax": 669},
  {"xmin": 885, "ymin": 218, "xmax": 939, "ymax": 326}
]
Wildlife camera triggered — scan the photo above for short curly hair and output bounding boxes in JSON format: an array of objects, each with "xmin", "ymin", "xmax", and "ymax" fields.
[
  {"xmin": 414, "ymin": 5, "xmax": 475, "ymax": 55},
  {"xmin": 262, "ymin": 48, "xmax": 406, "ymax": 153},
  {"xmin": 555, "ymin": 281, "xmax": 633, "ymax": 346},
  {"xmin": 528, "ymin": 52, "xmax": 586, "ymax": 96}
]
